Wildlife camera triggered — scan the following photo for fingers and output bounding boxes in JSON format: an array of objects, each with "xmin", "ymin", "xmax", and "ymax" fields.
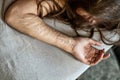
[
  {"xmin": 94, "ymin": 50, "xmax": 104, "ymax": 64},
  {"xmin": 80, "ymin": 49, "xmax": 110, "ymax": 66},
  {"xmin": 84, "ymin": 47, "xmax": 102, "ymax": 66},
  {"xmin": 88, "ymin": 49, "xmax": 110, "ymax": 66},
  {"xmin": 90, "ymin": 50, "xmax": 104, "ymax": 66},
  {"xmin": 89, "ymin": 39, "xmax": 102, "ymax": 46},
  {"xmin": 103, "ymin": 53, "xmax": 110, "ymax": 60},
  {"xmin": 100, "ymin": 49, "xmax": 110, "ymax": 60}
]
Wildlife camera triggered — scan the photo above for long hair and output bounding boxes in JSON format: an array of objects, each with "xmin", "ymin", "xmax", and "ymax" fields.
[{"xmin": 42, "ymin": 0, "xmax": 120, "ymax": 45}]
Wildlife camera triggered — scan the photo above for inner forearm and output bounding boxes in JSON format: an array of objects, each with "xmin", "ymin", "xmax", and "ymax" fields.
[{"xmin": 5, "ymin": 14, "xmax": 75, "ymax": 53}]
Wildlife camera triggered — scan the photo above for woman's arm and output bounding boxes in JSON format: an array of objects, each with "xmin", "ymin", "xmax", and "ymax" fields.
[
  {"xmin": 5, "ymin": 0, "xmax": 110, "ymax": 66},
  {"xmin": 5, "ymin": 0, "xmax": 75, "ymax": 53}
]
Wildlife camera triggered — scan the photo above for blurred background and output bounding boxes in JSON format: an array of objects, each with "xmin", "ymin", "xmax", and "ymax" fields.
[{"xmin": 77, "ymin": 46, "xmax": 120, "ymax": 80}]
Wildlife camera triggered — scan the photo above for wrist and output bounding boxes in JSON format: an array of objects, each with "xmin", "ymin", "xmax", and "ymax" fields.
[{"xmin": 55, "ymin": 33, "xmax": 76, "ymax": 54}]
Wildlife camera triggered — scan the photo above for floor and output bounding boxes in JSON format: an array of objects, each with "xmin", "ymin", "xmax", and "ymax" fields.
[
  {"xmin": 113, "ymin": 46, "xmax": 120, "ymax": 67},
  {"xmin": 77, "ymin": 47, "xmax": 120, "ymax": 80}
]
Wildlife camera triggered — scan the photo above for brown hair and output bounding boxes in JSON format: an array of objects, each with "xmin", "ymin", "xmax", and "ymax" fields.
[
  {"xmin": 50, "ymin": 0, "xmax": 120, "ymax": 45},
  {"xmin": 42, "ymin": 0, "xmax": 120, "ymax": 45}
]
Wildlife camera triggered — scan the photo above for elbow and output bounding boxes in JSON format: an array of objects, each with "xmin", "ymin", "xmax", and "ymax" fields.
[
  {"xmin": 4, "ymin": 7, "xmax": 21, "ymax": 26},
  {"xmin": 4, "ymin": 11, "xmax": 15, "ymax": 26}
]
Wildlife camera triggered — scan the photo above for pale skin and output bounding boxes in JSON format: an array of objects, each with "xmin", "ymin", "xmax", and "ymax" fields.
[{"xmin": 5, "ymin": 0, "xmax": 110, "ymax": 66}]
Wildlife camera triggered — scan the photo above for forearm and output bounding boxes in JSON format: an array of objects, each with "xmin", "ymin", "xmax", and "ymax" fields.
[{"xmin": 5, "ymin": 13, "xmax": 75, "ymax": 53}]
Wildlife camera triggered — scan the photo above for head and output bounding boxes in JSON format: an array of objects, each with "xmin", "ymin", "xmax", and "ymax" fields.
[
  {"xmin": 69, "ymin": 0, "xmax": 120, "ymax": 29},
  {"xmin": 72, "ymin": 0, "xmax": 120, "ymax": 45},
  {"xmin": 50, "ymin": 0, "xmax": 120, "ymax": 45}
]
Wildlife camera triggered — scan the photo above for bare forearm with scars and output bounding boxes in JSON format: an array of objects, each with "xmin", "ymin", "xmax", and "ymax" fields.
[{"xmin": 4, "ymin": 0, "xmax": 75, "ymax": 54}]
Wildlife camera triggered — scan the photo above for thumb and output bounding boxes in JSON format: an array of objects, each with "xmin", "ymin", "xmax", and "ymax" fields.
[{"xmin": 103, "ymin": 53, "xmax": 110, "ymax": 60}]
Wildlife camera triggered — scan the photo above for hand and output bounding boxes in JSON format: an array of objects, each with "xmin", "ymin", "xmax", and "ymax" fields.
[{"xmin": 72, "ymin": 38, "xmax": 110, "ymax": 66}]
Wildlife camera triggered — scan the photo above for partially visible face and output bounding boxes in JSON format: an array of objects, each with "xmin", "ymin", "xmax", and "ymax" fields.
[
  {"xmin": 76, "ymin": 8, "xmax": 99, "ymax": 25},
  {"xmin": 76, "ymin": 0, "xmax": 120, "ymax": 30}
]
